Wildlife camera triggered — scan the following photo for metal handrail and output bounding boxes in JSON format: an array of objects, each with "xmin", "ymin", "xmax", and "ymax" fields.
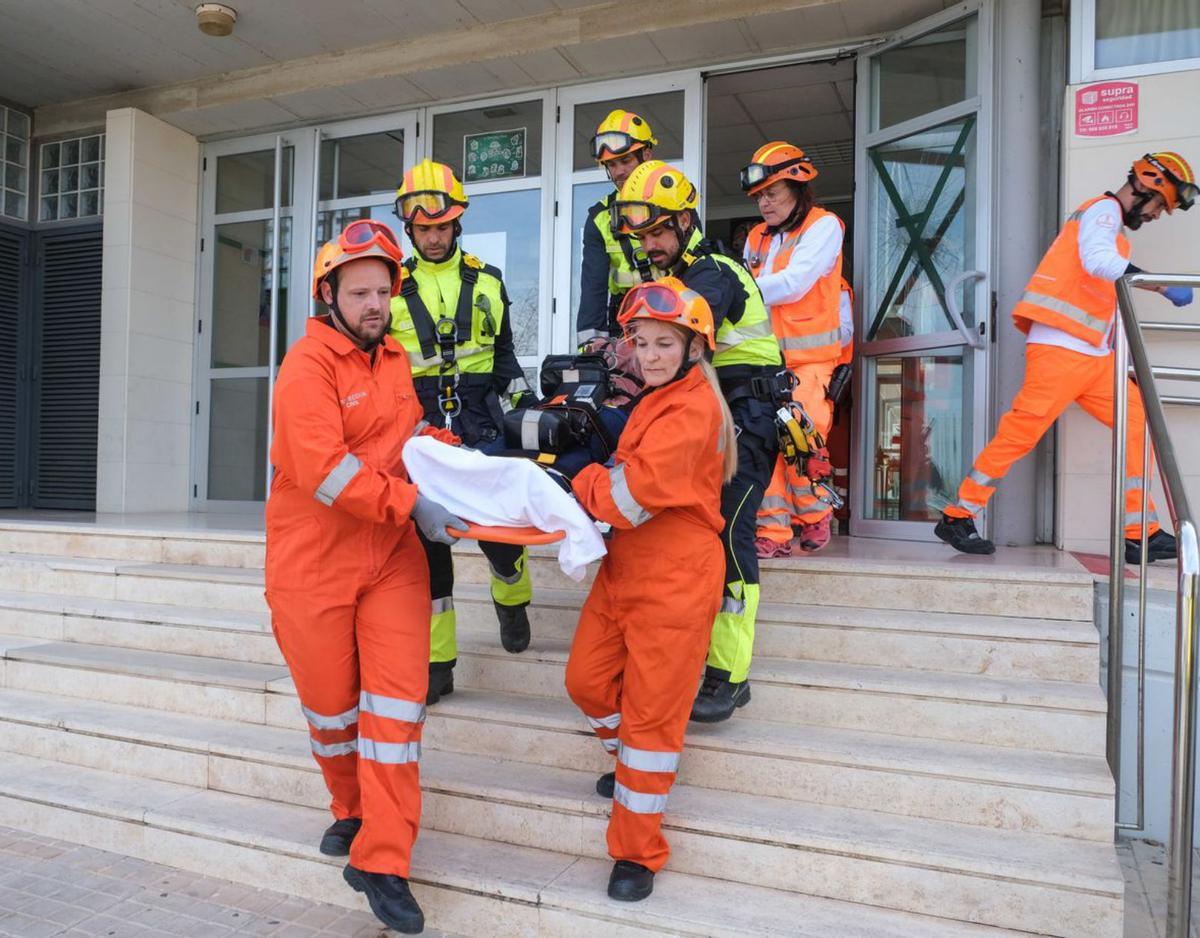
[{"xmin": 1110, "ymin": 272, "xmax": 1200, "ymax": 938}]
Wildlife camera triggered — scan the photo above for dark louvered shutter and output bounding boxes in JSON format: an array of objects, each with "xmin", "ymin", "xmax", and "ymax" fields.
[
  {"xmin": 32, "ymin": 230, "xmax": 101, "ymax": 509},
  {"xmin": 0, "ymin": 229, "xmax": 21, "ymax": 507}
]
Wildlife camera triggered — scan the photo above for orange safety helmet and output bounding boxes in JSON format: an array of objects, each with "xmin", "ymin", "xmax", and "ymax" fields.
[
  {"xmin": 1130, "ymin": 151, "xmax": 1197, "ymax": 213},
  {"xmin": 740, "ymin": 142, "xmax": 818, "ymax": 196},
  {"xmin": 617, "ymin": 277, "xmax": 716, "ymax": 350},
  {"xmin": 311, "ymin": 219, "xmax": 404, "ymax": 300}
]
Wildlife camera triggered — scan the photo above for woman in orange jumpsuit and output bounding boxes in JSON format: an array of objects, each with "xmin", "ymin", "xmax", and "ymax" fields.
[{"xmin": 564, "ymin": 277, "xmax": 737, "ymax": 901}]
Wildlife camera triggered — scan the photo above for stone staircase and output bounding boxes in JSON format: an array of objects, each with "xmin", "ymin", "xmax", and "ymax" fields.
[{"xmin": 0, "ymin": 519, "xmax": 1124, "ymax": 936}]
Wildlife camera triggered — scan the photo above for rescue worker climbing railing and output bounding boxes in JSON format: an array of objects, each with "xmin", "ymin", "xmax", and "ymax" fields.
[{"xmin": 1108, "ymin": 271, "xmax": 1200, "ymax": 938}]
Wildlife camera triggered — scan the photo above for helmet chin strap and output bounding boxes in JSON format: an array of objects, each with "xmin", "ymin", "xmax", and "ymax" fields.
[{"xmin": 1113, "ymin": 178, "xmax": 1156, "ymax": 230}]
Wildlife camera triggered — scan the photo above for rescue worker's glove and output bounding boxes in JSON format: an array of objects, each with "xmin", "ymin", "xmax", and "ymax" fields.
[
  {"xmin": 1162, "ymin": 286, "xmax": 1194, "ymax": 308},
  {"xmin": 411, "ymin": 494, "xmax": 466, "ymax": 545},
  {"xmin": 418, "ymin": 424, "xmax": 462, "ymax": 446}
]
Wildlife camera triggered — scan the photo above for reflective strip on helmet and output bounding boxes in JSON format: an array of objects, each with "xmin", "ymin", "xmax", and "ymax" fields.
[
  {"xmin": 587, "ymin": 712, "xmax": 622, "ymax": 731},
  {"xmin": 968, "ymin": 468, "xmax": 1000, "ymax": 488},
  {"xmin": 311, "ymin": 738, "xmax": 357, "ymax": 758},
  {"xmin": 613, "ymin": 781, "xmax": 668, "ymax": 815},
  {"xmin": 315, "ymin": 453, "xmax": 362, "ymax": 506},
  {"xmin": 1126, "ymin": 509, "xmax": 1159, "ymax": 527},
  {"xmin": 780, "ymin": 328, "xmax": 841, "ymax": 352},
  {"xmin": 1020, "ymin": 292, "xmax": 1111, "ymax": 334},
  {"xmin": 433, "ymin": 596, "xmax": 454, "ymax": 614},
  {"xmin": 617, "ymin": 742, "xmax": 680, "ymax": 774},
  {"xmin": 521, "ymin": 410, "xmax": 541, "ymax": 451},
  {"xmin": 601, "ymin": 736, "xmax": 620, "ymax": 752},
  {"xmin": 359, "ymin": 691, "xmax": 426, "ymax": 725},
  {"xmin": 609, "ymin": 463, "xmax": 653, "ymax": 526},
  {"xmin": 358, "ymin": 738, "xmax": 421, "ymax": 765},
  {"xmin": 303, "ymin": 704, "xmax": 358, "ymax": 731}
]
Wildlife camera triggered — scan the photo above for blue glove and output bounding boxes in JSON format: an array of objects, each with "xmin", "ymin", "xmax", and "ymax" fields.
[{"xmin": 1163, "ymin": 286, "xmax": 1194, "ymax": 308}]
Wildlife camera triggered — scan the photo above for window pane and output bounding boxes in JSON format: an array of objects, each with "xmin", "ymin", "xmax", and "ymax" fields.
[
  {"xmin": 207, "ymin": 378, "xmax": 269, "ymax": 501},
  {"xmin": 5, "ymin": 137, "xmax": 26, "ymax": 167},
  {"xmin": 211, "ymin": 217, "xmax": 291, "ymax": 368},
  {"xmin": 41, "ymin": 143, "xmax": 59, "ymax": 170},
  {"xmin": 572, "ymin": 91, "xmax": 685, "ymax": 171},
  {"xmin": 320, "ymin": 130, "xmax": 404, "ymax": 201},
  {"xmin": 7, "ymin": 110, "xmax": 29, "ymax": 140},
  {"xmin": 873, "ymin": 17, "xmax": 977, "ymax": 130},
  {"xmin": 867, "ymin": 352, "xmax": 971, "ymax": 521},
  {"xmin": 41, "ymin": 169, "xmax": 58, "ymax": 195},
  {"xmin": 80, "ymin": 190, "xmax": 99, "ymax": 217},
  {"xmin": 81, "ymin": 136, "xmax": 101, "ymax": 162},
  {"xmin": 81, "ymin": 162, "xmax": 100, "ymax": 189},
  {"xmin": 866, "ymin": 116, "xmax": 977, "ymax": 341},
  {"xmin": 4, "ymin": 165, "xmax": 25, "ymax": 192},
  {"xmin": 40, "ymin": 196, "xmax": 55, "ymax": 221},
  {"xmin": 460, "ymin": 188, "xmax": 541, "ymax": 357},
  {"xmin": 63, "ymin": 139, "xmax": 79, "ymax": 165},
  {"xmin": 433, "ymin": 100, "xmax": 543, "ymax": 181},
  {"xmin": 60, "ymin": 193, "xmax": 78, "ymax": 219},
  {"xmin": 1096, "ymin": 0, "xmax": 1200, "ymax": 69},
  {"xmin": 570, "ymin": 179, "xmax": 612, "ymax": 335},
  {"xmin": 2, "ymin": 191, "xmax": 24, "ymax": 220},
  {"xmin": 60, "ymin": 167, "xmax": 78, "ymax": 192},
  {"xmin": 215, "ymin": 148, "xmax": 294, "ymax": 214}
]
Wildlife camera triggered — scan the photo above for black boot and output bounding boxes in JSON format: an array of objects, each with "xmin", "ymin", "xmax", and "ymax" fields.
[
  {"xmin": 934, "ymin": 513, "xmax": 995, "ymax": 555},
  {"xmin": 690, "ymin": 669, "xmax": 750, "ymax": 724},
  {"xmin": 495, "ymin": 601, "xmax": 531, "ymax": 654},
  {"xmin": 608, "ymin": 860, "xmax": 654, "ymax": 902},
  {"xmin": 1126, "ymin": 528, "xmax": 1178, "ymax": 564},
  {"xmin": 343, "ymin": 864, "xmax": 425, "ymax": 933},
  {"xmin": 426, "ymin": 667, "xmax": 454, "ymax": 706},
  {"xmin": 596, "ymin": 771, "xmax": 615, "ymax": 798},
  {"xmin": 318, "ymin": 817, "xmax": 361, "ymax": 857}
]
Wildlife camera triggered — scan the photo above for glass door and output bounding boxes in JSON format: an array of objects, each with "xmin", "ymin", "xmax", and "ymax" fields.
[
  {"xmin": 852, "ymin": 2, "xmax": 994, "ymax": 539},
  {"xmin": 552, "ymin": 73, "xmax": 703, "ymax": 351}
]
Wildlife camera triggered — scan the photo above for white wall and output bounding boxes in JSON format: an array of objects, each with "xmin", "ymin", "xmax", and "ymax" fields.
[
  {"xmin": 96, "ymin": 108, "xmax": 199, "ymax": 512},
  {"xmin": 1057, "ymin": 70, "xmax": 1200, "ymax": 552}
]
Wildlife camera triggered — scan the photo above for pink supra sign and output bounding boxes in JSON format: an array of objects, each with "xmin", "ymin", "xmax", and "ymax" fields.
[{"xmin": 1075, "ymin": 81, "xmax": 1138, "ymax": 137}]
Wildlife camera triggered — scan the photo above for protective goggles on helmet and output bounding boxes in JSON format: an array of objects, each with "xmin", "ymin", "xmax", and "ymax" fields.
[
  {"xmin": 739, "ymin": 157, "xmax": 807, "ymax": 193},
  {"xmin": 1144, "ymin": 154, "xmax": 1199, "ymax": 211},
  {"xmin": 617, "ymin": 280, "xmax": 715, "ymax": 349},
  {"xmin": 591, "ymin": 131, "xmax": 646, "ymax": 162},
  {"xmin": 610, "ymin": 200, "xmax": 677, "ymax": 235},
  {"xmin": 393, "ymin": 190, "xmax": 468, "ymax": 224},
  {"xmin": 338, "ymin": 219, "xmax": 403, "ymax": 260}
]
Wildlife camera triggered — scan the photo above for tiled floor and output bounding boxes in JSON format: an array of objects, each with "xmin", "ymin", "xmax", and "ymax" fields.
[
  {"xmin": 0, "ymin": 826, "xmax": 457, "ymax": 937},
  {"xmin": 1120, "ymin": 837, "xmax": 1200, "ymax": 937}
]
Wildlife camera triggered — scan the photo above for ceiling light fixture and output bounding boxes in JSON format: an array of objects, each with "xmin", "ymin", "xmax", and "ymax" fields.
[{"xmin": 195, "ymin": 3, "xmax": 238, "ymax": 37}]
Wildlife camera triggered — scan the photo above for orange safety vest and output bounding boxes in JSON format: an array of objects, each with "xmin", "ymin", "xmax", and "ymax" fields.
[
  {"xmin": 836, "ymin": 277, "xmax": 854, "ymax": 368},
  {"xmin": 1011, "ymin": 194, "xmax": 1131, "ymax": 348},
  {"xmin": 747, "ymin": 207, "xmax": 845, "ymax": 366}
]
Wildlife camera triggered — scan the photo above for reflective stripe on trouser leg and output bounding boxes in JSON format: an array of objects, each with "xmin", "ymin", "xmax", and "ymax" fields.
[
  {"xmin": 706, "ymin": 582, "xmax": 760, "ymax": 684},
  {"xmin": 755, "ymin": 458, "xmax": 793, "ymax": 543},
  {"xmin": 586, "ymin": 710, "xmax": 622, "ymax": 754},
  {"xmin": 785, "ymin": 461, "xmax": 833, "ymax": 526},
  {"xmin": 429, "ymin": 597, "xmax": 457, "ymax": 665},
  {"xmin": 484, "ymin": 542, "xmax": 532, "ymax": 607}
]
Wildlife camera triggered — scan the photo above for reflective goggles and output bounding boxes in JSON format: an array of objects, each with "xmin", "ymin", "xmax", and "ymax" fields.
[
  {"xmin": 338, "ymin": 219, "xmax": 403, "ymax": 260},
  {"xmin": 1144, "ymin": 154, "xmax": 1198, "ymax": 211},
  {"xmin": 611, "ymin": 200, "xmax": 675, "ymax": 235},
  {"xmin": 591, "ymin": 130, "xmax": 643, "ymax": 161},
  {"xmin": 393, "ymin": 190, "xmax": 468, "ymax": 223},
  {"xmin": 617, "ymin": 282, "xmax": 692, "ymax": 324},
  {"xmin": 738, "ymin": 157, "xmax": 804, "ymax": 193}
]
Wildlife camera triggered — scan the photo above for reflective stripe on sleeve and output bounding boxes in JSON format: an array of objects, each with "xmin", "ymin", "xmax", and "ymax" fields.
[
  {"xmin": 617, "ymin": 742, "xmax": 681, "ymax": 774},
  {"xmin": 360, "ymin": 691, "xmax": 426, "ymax": 724},
  {"xmin": 358, "ymin": 738, "xmax": 421, "ymax": 764},
  {"xmin": 587, "ymin": 712, "xmax": 622, "ymax": 731},
  {"xmin": 311, "ymin": 738, "xmax": 357, "ymax": 758},
  {"xmin": 303, "ymin": 704, "xmax": 358, "ymax": 731},
  {"xmin": 609, "ymin": 463, "xmax": 653, "ymax": 526},
  {"xmin": 968, "ymin": 468, "xmax": 1000, "ymax": 488},
  {"xmin": 613, "ymin": 781, "xmax": 668, "ymax": 814},
  {"xmin": 315, "ymin": 453, "xmax": 362, "ymax": 506}
]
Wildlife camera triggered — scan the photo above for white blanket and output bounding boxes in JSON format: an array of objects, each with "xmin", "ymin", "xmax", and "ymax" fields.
[{"xmin": 402, "ymin": 436, "xmax": 606, "ymax": 581}]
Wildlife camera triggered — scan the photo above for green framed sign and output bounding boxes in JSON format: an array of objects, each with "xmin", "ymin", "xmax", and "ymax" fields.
[{"xmin": 463, "ymin": 128, "xmax": 527, "ymax": 182}]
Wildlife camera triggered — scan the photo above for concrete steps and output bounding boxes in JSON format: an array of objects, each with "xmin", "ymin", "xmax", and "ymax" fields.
[
  {"xmin": 0, "ymin": 521, "xmax": 1120, "ymax": 935},
  {"xmin": 0, "ymin": 691, "xmax": 1121, "ymax": 935},
  {"xmin": 0, "ymin": 752, "xmax": 1033, "ymax": 937}
]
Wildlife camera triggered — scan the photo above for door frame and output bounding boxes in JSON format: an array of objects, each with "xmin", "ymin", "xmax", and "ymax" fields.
[{"xmin": 850, "ymin": 0, "xmax": 996, "ymax": 540}]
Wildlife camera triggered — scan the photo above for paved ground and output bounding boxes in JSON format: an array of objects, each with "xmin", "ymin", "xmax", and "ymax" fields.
[
  {"xmin": 1119, "ymin": 837, "xmax": 1200, "ymax": 938},
  {"xmin": 0, "ymin": 826, "xmax": 441, "ymax": 937}
]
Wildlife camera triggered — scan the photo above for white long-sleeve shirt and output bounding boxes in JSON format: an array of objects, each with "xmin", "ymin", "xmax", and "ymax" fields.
[
  {"xmin": 744, "ymin": 214, "xmax": 842, "ymax": 308},
  {"xmin": 1027, "ymin": 197, "xmax": 1126, "ymax": 357},
  {"xmin": 838, "ymin": 288, "xmax": 854, "ymax": 347}
]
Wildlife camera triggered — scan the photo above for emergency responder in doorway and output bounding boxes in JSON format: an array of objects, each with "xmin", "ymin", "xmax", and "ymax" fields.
[
  {"xmin": 565, "ymin": 278, "xmax": 735, "ymax": 902},
  {"xmin": 740, "ymin": 142, "xmax": 846, "ymax": 556},
  {"xmin": 576, "ymin": 109, "xmax": 657, "ymax": 348},
  {"xmin": 267, "ymin": 219, "xmax": 465, "ymax": 934},
  {"xmin": 390, "ymin": 159, "xmax": 536, "ymax": 705},
  {"xmin": 611, "ymin": 160, "xmax": 783, "ymax": 724},
  {"xmin": 938, "ymin": 152, "xmax": 1197, "ymax": 561}
]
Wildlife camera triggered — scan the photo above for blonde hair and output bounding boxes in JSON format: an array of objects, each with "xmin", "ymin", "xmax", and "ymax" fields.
[{"xmin": 697, "ymin": 358, "xmax": 739, "ymax": 483}]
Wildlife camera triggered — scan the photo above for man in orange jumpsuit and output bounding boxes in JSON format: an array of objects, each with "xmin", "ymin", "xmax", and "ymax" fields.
[
  {"xmin": 266, "ymin": 219, "xmax": 463, "ymax": 934},
  {"xmin": 565, "ymin": 279, "xmax": 731, "ymax": 901},
  {"xmin": 937, "ymin": 152, "xmax": 1196, "ymax": 560}
]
